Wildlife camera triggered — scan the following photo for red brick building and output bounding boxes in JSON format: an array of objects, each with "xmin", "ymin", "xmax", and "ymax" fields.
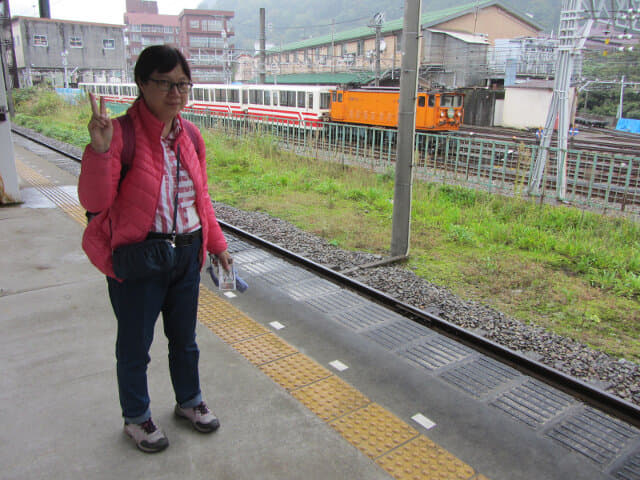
[{"xmin": 124, "ymin": 0, "xmax": 233, "ymax": 83}]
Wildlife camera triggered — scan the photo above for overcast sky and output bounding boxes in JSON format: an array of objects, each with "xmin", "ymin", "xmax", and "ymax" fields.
[{"xmin": 10, "ymin": 0, "xmax": 204, "ymax": 25}]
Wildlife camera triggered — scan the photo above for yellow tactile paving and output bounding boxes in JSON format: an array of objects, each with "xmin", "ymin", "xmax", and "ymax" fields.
[
  {"xmin": 259, "ymin": 353, "xmax": 332, "ymax": 391},
  {"xmin": 377, "ymin": 436, "xmax": 476, "ymax": 480},
  {"xmin": 17, "ymin": 151, "xmax": 491, "ymax": 480},
  {"xmin": 197, "ymin": 288, "xmax": 247, "ymax": 325},
  {"xmin": 291, "ymin": 375, "xmax": 371, "ymax": 422},
  {"xmin": 209, "ymin": 315, "xmax": 270, "ymax": 344},
  {"xmin": 16, "ymin": 159, "xmax": 87, "ymax": 226},
  {"xmin": 232, "ymin": 333, "xmax": 298, "ymax": 366},
  {"xmin": 330, "ymin": 403, "xmax": 420, "ymax": 460}
]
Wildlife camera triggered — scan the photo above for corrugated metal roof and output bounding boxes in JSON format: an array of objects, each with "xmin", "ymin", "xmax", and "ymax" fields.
[
  {"xmin": 268, "ymin": 0, "xmax": 542, "ymax": 53},
  {"xmin": 429, "ymin": 29, "xmax": 490, "ymax": 44}
]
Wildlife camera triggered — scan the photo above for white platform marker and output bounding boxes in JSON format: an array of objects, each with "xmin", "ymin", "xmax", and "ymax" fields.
[
  {"xmin": 223, "ymin": 292, "xmax": 237, "ymax": 298},
  {"xmin": 269, "ymin": 321, "xmax": 285, "ymax": 330},
  {"xmin": 412, "ymin": 413, "xmax": 436, "ymax": 430},
  {"xmin": 329, "ymin": 360, "xmax": 349, "ymax": 371}
]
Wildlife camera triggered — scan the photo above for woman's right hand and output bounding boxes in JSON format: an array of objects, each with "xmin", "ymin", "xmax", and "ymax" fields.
[{"xmin": 87, "ymin": 93, "xmax": 113, "ymax": 153}]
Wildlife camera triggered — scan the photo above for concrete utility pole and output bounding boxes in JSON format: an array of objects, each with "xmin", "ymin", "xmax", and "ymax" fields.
[
  {"xmin": 390, "ymin": 0, "xmax": 421, "ymax": 257},
  {"xmin": 528, "ymin": 0, "xmax": 640, "ymax": 200},
  {"xmin": 617, "ymin": 75, "xmax": 625, "ymax": 119},
  {"xmin": 369, "ymin": 13, "xmax": 384, "ymax": 87},
  {"xmin": 259, "ymin": 8, "xmax": 266, "ymax": 84}
]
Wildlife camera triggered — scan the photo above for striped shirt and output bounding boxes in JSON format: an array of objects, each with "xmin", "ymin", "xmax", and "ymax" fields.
[{"xmin": 152, "ymin": 121, "xmax": 201, "ymax": 234}]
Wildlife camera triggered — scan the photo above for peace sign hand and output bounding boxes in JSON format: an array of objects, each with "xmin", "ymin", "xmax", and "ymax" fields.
[{"xmin": 87, "ymin": 93, "xmax": 113, "ymax": 153}]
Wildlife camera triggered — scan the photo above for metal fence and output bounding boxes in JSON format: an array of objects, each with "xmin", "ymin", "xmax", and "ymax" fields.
[{"xmin": 180, "ymin": 109, "xmax": 640, "ymax": 219}]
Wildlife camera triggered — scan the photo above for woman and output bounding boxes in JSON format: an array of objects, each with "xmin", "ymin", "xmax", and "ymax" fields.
[{"xmin": 78, "ymin": 45, "xmax": 232, "ymax": 453}]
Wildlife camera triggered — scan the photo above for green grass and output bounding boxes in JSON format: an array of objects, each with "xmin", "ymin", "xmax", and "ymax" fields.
[{"xmin": 13, "ymin": 89, "xmax": 640, "ymax": 362}]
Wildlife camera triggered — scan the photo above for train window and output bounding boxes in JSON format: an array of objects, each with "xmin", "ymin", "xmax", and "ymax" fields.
[
  {"xmin": 297, "ymin": 91, "xmax": 305, "ymax": 108},
  {"xmin": 338, "ymin": 93, "xmax": 343, "ymax": 102},
  {"xmin": 193, "ymin": 88, "xmax": 205, "ymax": 102},
  {"xmin": 242, "ymin": 90, "xmax": 248, "ymax": 104},
  {"xmin": 441, "ymin": 96, "xmax": 453, "ymax": 107},
  {"xmin": 428, "ymin": 95, "xmax": 435, "ymax": 107},
  {"xmin": 228, "ymin": 89, "xmax": 239, "ymax": 103},
  {"xmin": 454, "ymin": 95, "xmax": 463, "ymax": 107},
  {"xmin": 332, "ymin": 91, "xmax": 337, "ymax": 102},
  {"xmin": 250, "ymin": 89, "xmax": 263, "ymax": 105},
  {"xmin": 264, "ymin": 90, "xmax": 270, "ymax": 105},
  {"xmin": 418, "ymin": 96, "xmax": 426, "ymax": 107},
  {"xmin": 308, "ymin": 93, "xmax": 313, "ymax": 109},
  {"xmin": 215, "ymin": 89, "xmax": 225, "ymax": 102},
  {"xmin": 320, "ymin": 92, "xmax": 330, "ymax": 109},
  {"xmin": 273, "ymin": 91, "xmax": 278, "ymax": 105}
]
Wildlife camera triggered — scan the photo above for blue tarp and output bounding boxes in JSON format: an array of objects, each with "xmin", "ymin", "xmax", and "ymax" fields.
[{"xmin": 615, "ymin": 117, "xmax": 640, "ymax": 134}]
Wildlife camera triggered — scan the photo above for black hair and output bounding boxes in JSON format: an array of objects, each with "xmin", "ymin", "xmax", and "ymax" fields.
[{"xmin": 134, "ymin": 45, "xmax": 191, "ymax": 88}]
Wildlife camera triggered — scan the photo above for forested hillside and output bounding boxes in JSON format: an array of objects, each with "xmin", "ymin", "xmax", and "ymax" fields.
[{"xmin": 199, "ymin": 0, "xmax": 560, "ymax": 53}]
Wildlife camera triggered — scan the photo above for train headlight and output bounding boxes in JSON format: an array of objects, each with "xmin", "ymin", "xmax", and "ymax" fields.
[{"xmin": 440, "ymin": 111, "xmax": 445, "ymax": 117}]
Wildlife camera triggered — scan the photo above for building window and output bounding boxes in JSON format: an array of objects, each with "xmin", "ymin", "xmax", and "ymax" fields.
[
  {"xmin": 164, "ymin": 35, "xmax": 174, "ymax": 43},
  {"xmin": 164, "ymin": 27, "xmax": 173, "ymax": 33},
  {"xmin": 190, "ymin": 20, "xmax": 200, "ymax": 29},
  {"xmin": 131, "ymin": 24, "xmax": 141, "ymax": 32},
  {"xmin": 33, "ymin": 34, "xmax": 47, "ymax": 47},
  {"xmin": 103, "ymin": 39, "xmax": 115, "ymax": 49},
  {"xmin": 396, "ymin": 32, "xmax": 402, "ymax": 51},
  {"xmin": 357, "ymin": 39, "xmax": 364, "ymax": 56},
  {"xmin": 203, "ymin": 19, "xmax": 223, "ymax": 31}
]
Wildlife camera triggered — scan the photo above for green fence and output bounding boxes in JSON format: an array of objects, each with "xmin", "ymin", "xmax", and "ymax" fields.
[{"xmin": 175, "ymin": 109, "xmax": 640, "ymax": 219}]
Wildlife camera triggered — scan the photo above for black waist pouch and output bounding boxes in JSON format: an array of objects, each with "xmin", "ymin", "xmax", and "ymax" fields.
[{"xmin": 112, "ymin": 239, "xmax": 176, "ymax": 280}]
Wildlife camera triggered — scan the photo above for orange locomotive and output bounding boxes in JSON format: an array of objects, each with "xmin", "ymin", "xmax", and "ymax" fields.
[{"xmin": 329, "ymin": 87, "xmax": 464, "ymax": 131}]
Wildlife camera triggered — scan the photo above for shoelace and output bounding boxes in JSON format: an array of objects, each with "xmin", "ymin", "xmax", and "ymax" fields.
[
  {"xmin": 194, "ymin": 403, "xmax": 209, "ymax": 415},
  {"xmin": 139, "ymin": 419, "xmax": 157, "ymax": 433}
]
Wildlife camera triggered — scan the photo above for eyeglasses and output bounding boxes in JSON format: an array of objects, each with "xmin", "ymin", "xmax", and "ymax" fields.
[{"xmin": 147, "ymin": 78, "xmax": 193, "ymax": 94}]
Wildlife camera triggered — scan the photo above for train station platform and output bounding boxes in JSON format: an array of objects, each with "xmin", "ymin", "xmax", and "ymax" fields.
[{"xmin": 3, "ymin": 133, "xmax": 640, "ymax": 480}]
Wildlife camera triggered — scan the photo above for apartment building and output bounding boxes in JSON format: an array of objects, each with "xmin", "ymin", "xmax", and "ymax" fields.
[{"xmin": 124, "ymin": 0, "xmax": 234, "ymax": 83}]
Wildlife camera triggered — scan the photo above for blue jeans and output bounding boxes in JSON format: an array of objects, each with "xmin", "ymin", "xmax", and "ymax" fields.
[{"xmin": 107, "ymin": 237, "xmax": 203, "ymax": 424}]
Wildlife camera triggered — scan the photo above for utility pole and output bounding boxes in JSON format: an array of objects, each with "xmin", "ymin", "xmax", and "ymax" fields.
[
  {"xmin": 369, "ymin": 13, "xmax": 384, "ymax": 87},
  {"xmin": 38, "ymin": 0, "xmax": 50, "ymax": 18},
  {"xmin": 259, "ymin": 8, "xmax": 266, "ymax": 84},
  {"xmin": 331, "ymin": 18, "xmax": 335, "ymax": 74},
  {"xmin": 390, "ymin": 0, "xmax": 421, "ymax": 258},
  {"xmin": 617, "ymin": 75, "xmax": 625, "ymax": 119}
]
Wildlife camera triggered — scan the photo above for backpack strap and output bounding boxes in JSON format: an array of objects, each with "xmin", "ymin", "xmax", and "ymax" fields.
[
  {"xmin": 182, "ymin": 120, "xmax": 201, "ymax": 157},
  {"xmin": 116, "ymin": 114, "xmax": 135, "ymax": 172}
]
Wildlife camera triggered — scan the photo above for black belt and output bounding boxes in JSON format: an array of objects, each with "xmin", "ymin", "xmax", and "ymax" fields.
[{"xmin": 146, "ymin": 229, "xmax": 202, "ymax": 247}]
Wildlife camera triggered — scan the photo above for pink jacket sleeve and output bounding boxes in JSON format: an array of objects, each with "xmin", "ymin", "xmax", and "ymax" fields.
[{"xmin": 78, "ymin": 120, "xmax": 124, "ymax": 213}]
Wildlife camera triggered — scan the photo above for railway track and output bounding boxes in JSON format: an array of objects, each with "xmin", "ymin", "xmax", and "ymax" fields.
[{"xmin": 11, "ymin": 125, "xmax": 640, "ymax": 430}]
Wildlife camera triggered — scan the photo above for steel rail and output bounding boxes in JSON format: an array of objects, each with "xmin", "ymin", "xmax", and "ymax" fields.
[
  {"xmin": 219, "ymin": 220, "xmax": 640, "ymax": 429},
  {"xmin": 13, "ymin": 125, "xmax": 640, "ymax": 428}
]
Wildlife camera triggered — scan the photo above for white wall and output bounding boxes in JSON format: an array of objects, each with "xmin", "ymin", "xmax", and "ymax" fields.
[{"xmin": 502, "ymin": 87, "xmax": 553, "ymax": 129}]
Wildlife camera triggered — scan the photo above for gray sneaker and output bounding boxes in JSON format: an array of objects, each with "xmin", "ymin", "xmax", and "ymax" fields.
[
  {"xmin": 175, "ymin": 401, "xmax": 220, "ymax": 433},
  {"xmin": 124, "ymin": 418, "xmax": 169, "ymax": 453}
]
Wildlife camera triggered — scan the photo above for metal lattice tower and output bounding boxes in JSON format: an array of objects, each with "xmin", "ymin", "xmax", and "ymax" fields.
[{"xmin": 528, "ymin": 0, "xmax": 640, "ymax": 200}]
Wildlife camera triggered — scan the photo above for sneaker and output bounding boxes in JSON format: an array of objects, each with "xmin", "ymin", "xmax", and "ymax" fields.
[
  {"xmin": 124, "ymin": 418, "xmax": 169, "ymax": 453},
  {"xmin": 174, "ymin": 401, "xmax": 220, "ymax": 433}
]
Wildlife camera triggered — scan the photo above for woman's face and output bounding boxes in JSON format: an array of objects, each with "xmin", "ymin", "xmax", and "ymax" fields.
[{"xmin": 138, "ymin": 64, "xmax": 190, "ymax": 124}]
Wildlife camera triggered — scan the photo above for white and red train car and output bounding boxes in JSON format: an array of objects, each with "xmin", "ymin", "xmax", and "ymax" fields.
[{"xmin": 79, "ymin": 82, "xmax": 333, "ymax": 128}]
